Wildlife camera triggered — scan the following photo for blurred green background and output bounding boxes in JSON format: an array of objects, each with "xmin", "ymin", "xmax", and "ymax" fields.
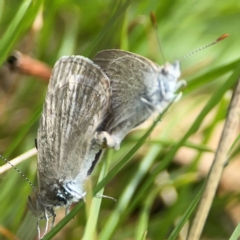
[{"xmin": 0, "ymin": 0, "xmax": 240, "ymax": 239}]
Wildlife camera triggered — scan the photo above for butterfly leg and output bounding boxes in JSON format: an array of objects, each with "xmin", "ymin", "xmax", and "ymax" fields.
[
  {"xmin": 140, "ymin": 97, "xmax": 156, "ymax": 111},
  {"xmin": 175, "ymin": 80, "xmax": 187, "ymax": 90},
  {"xmin": 49, "ymin": 208, "xmax": 56, "ymax": 229},
  {"xmin": 65, "ymin": 205, "xmax": 70, "ymax": 215},
  {"xmin": 95, "ymin": 131, "xmax": 120, "ymax": 150},
  {"xmin": 42, "ymin": 209, "xmax": 49, "ymax": 238},
  {"xmin": 37, "ymin": 217, "xmax": 41, "ymax": 240}
]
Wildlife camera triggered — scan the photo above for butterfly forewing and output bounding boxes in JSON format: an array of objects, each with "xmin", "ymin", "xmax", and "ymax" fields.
[{"xmin": 37, "ymin": 56, "xmax": 111, "ymax": 192}]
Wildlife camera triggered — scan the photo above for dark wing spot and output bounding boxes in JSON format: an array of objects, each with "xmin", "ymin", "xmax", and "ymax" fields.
[
  {"xmin": 87, "ymin": 150, "xmax": 102, "ymax": 175},
  {"xmin": 35, "ymin": 138, "xmax": 38, "ymax": 150}
]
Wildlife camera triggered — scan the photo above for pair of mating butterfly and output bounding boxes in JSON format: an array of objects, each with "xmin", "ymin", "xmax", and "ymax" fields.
[{"xmin": 28, "ymin": 49, "xmax": 185, "ymax": 237}]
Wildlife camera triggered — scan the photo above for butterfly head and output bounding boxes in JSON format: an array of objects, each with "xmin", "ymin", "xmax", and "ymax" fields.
[{"xmin": 161, "ymin": 60, "xmax": 181, "ymax": 81}]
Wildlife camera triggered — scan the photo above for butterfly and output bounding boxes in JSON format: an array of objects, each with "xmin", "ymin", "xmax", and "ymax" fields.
[
  {"xmin": 28, "ymin": 56, "xmax": 115, "ymax": 238},
  {"xmin": 93, "ymin": 49, "xmax": 185, "ymax": 149}
]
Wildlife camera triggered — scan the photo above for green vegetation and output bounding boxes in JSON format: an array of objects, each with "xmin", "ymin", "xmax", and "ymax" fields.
[{"xmin": 0, "ymin": 0, "xmax": 239, "ymax": 239}]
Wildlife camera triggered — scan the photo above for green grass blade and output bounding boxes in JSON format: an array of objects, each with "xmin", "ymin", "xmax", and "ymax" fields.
[
  {"xmin": 82, "ymin": 150, "xmax": 113, "ymax": 240},
  {"xmin": 185, "ymin": 59, "xmax": 240, "ymax": 94},
  {"xmin": 228, "ymin": 134, "xmax": 240, "ymax": 157},
  {"xmin": 229, "ymin": 223, "xmax": 240, "ymax": 240},
  {"xmin": 4, "ymin": 106, "xmax": 42, "ymax": 157},
  {"xmin": 167, "ymin": 186, "xmax": 204, "ymax": 240},
  {"xmin": 0, "ymin": 0, "xmax": 43, "ymax": 65},
  {"xmin": 135, "ymin": 189, "xmax": 157, "ymax": 240}
]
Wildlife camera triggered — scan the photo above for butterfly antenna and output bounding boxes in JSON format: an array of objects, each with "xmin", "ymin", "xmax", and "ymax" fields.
[
  {"xmin": 0, "ymin": 154, "xmax": 36, "ymax": 191},
  {"xmin": 179, "ymin": 33, "xmax": 229, "ymax": 61},
  {"xmin": 96, "ymin": 193, "xmax": 117, "ymax": 202},
  {"xmin": 150, "ymin": 12, "xmax": 166, "ymax": 63}
]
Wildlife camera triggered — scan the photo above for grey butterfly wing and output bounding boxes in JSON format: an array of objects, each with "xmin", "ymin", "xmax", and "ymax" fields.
[
  {"xmin": 37, "ymin": 56, "xmax": 111, "ymax": 191},
  {"xmin": 93, "ymin": 49, "xmax": 181, "ymax": 146}
]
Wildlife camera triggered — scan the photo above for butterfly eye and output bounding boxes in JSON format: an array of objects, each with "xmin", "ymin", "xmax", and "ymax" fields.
[{"xmin": 161, "ymin": 67, "xmax": 169, "ymax": 76}]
